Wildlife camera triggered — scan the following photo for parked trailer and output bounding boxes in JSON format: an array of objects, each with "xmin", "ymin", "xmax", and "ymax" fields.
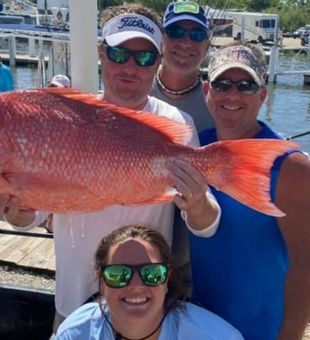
[{"xmin": 228, "ymin": 11, "xmax": 281, "ymax": 43}]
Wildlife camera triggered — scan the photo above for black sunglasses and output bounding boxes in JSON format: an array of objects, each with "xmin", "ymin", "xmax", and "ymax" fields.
[
  {"xmin": 164, "ymin": 25, "xmax": 208, "ymax": 42},
  {"xmin": 100, "ymin": 263, "xmax": 168, "ymax": 288},
  {"xmin": 210, "ymin": 79, "xmax": 260, "ymax": 95},
  {"xmin": 103, "ymin": 43, "xmax": 159, "ymax": 67}
]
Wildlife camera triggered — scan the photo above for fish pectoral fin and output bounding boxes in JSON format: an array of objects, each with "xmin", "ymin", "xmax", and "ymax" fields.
[{"xmin": 3, "ymin": 172, "xmax": 85, "ymax": 194}]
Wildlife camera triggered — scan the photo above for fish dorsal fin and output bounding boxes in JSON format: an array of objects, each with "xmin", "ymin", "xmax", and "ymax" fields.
[{"xmin": 43, "ymin": 88, "xmax": 193, "ymax": 145}]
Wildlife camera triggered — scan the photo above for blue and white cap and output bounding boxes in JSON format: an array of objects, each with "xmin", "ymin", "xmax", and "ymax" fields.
[
  {"xmin": 163, "ymin": 1, "xmax": 209, "ymax": 30},
  {"xmin": 102, "ymin": 14, "xmax": 162, "ymax": 53}
]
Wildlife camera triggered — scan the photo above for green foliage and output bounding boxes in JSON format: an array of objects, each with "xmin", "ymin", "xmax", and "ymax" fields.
[
  {"xmin": 97, "ymin": 0, "xmax": 169, "ymax": 12},
  {"xmin": 97, "ymin": 0, "xmax": 127, "ymax": 10},
  {"xmin": 278, "ymin": 6, "xmax": 310, "ymax": 32},
  {"xmin": 138, "ymin": 0, "xmax": 169, "ymax": 13},
  {"xmin": 248, "ymin": 0, "xmax": 272, "ymax": 11}
]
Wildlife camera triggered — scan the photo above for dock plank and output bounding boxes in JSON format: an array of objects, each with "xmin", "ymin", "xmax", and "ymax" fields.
[
  {"xmin": 0, "ymin": 235, "xmax": 43, "ymax": 263},
  {"xmin": 20, "ymin": 238, "xmax": 55, "ymax": 271},
  {"xmin": 0, "ymin": 234, "xmax": 15, "ymax": 253},
  {"xmin": 0, "ymin": 221, "xmax": 55, "ymax": 272}
]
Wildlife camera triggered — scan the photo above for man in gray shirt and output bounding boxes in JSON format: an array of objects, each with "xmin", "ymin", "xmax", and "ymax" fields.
[{"xmin": 151, "ymin": 0, "xmax": 214, "ymax": 132}]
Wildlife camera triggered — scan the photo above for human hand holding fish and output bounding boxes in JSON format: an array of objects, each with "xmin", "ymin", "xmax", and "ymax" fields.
[
  {"xmin": 166, "ymin": 159, "xmax": 218, "ymax": 230},
  {"xmin": 0, "ymin": 88, "xmax": 299, "ymax": 218}
]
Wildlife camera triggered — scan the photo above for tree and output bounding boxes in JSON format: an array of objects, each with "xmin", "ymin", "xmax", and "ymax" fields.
[{"xmin": 97, "ymin": 0, "xmax": 126, "ymax": 11}]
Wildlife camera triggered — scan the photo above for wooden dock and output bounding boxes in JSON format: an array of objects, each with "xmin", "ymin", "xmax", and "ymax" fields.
[{"xmin": 0, "ymin": 221, "xmax": 55, "ymax": 272}]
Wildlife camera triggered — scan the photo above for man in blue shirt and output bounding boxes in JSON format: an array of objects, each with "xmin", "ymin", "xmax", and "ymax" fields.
[
  {"xmin": 0, "ymin": 57, "xmax": 14, "ymax": 92},
  {"xmin": 190, "ymin": 42, "xmax": 310, "ymax": 340}
]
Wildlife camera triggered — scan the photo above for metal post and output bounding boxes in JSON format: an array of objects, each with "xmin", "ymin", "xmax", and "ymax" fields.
[
  {"xmin": 268, "ymin": 45, "xmax": 278, "ymax": 83},
  {"xmin": 274, "ymin": 15, "xmax": 279, "ymax": 44},
  {"xmin": 241, "ymin": 17, "xmax": 245, "ymax": 41},
  {"xmin": 8, "ymin": 35, "xmax": 16, "ymax": 66},
  {"xmin": 29, "ymin": 37, "xmax": 36, "ymax": 57},
  {"xmin": 69, "ymin": 0, "xmax": 98, "ymax": 93}
]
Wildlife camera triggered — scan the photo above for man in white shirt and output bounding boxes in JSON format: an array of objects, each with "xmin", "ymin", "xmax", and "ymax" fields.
[{"xmin": 0, "ymin": 4, "xmax": 220, "ymax": 335}]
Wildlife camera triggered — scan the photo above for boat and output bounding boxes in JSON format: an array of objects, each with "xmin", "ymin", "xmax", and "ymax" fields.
[
  {"xmin": 0, "ymin": 13, "xmax": 26, "ymax": 24},
  {"xmin": 0, "ymin": 0, "xmax": 38, "ymax": 16},
  {"xmin": 0, "ymin": 222, "xmax": 55, "ymax": 340},
  {"xmin": 0, "ymin": 284, "xmax": 55, "ymax": 340},
  {"xmin": 0, "ymin": 0, "xmax": 39, "ymax": 24}
]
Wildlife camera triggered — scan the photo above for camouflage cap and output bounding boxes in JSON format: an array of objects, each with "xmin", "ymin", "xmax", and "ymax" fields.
[{"xmin": 208, "ymin": 45, "xmax": 267, "ymax": 86}]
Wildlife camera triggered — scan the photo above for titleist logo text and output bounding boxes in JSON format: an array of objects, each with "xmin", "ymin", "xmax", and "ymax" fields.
[{"xmin": 118, "ymin": 17, "xmax": 155, "ymax": 34}]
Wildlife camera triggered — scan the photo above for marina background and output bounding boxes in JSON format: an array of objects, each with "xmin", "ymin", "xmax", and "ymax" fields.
[{"xmin": 0, "ymin": 4, "xmax": 310, "ymax": 339}]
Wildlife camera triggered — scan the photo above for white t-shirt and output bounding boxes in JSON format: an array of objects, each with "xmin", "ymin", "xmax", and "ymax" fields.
[{"xmin": 26, "ymin": 96, "xmax": 205, "ymax": 317}]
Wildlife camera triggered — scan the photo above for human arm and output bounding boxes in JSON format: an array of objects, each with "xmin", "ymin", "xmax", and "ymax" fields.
[
  {"xmin": 276, "ymin": 152, "xmax": 310, "ymax": 340},
  {"xmin": 166, "ymin": 159, "xmax": 220, "ymax": 236},
  {"xmin": 0, "ymin": 194, "xmax": 36, "ymax": 227},
  {"xmin": 0, "ymin": 194, "xmax": 47, "ymax": 231}
]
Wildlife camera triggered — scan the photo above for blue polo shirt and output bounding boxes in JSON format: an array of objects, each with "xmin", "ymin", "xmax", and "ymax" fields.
[{"xmin": 190, "ymin": 121, "xmax": 292, "ymax": 339}]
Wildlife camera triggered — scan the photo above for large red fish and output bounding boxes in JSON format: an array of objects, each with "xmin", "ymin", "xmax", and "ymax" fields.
[{"xmin": 0, "ymin": 88, "xmax": 297, "ymax": 217}]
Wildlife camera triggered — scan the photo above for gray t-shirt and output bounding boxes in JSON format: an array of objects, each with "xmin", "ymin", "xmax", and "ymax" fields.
[{"xmin": 151, "ymin": 79, "xmax": 214, "ymax": 132}]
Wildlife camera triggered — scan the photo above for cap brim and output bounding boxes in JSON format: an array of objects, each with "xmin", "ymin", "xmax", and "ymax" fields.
[
  {"xmin": 210, "ymin": 62, "xmax": 263, "ymax": 86},
  {"xmin": 50, "ymin": 81, "xmax": 62, "ymax": 87},
  {"xmin": 105, "ymin": 31, "xmax": 161, "ymax": 53},
  {"xmin": 163, "ymin": 14, "xmax": 208, "ymax": 29}
]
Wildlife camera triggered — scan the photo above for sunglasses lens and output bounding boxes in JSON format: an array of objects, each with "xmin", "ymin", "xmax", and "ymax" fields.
[
  {"xmin": 237, "ymin": 81, "xmax": 260, "ymax": 94},
  {"xmin": 165, "ymin": 26, "xmax": 207, "ymax": 42},
  {"xmin": 190, "ymin": 29, "xmax": 208, "ymax": 42},
  {"xmin": 105, "ymin": 44, "xmax": 157, "ymax": 67},
  {"xmin": 134, "ymin": 51, "xmax": 158, "ymax": 67},
  {"xmin": 165, "ymin": 25, "xmax": 185, "ymax": 39},
  {"xmin": 102, "ymin": 265, "xmax": 132, "ymax": 288},
  {"xmin": 106, "ymin": 46, "xmax": 129, "ymax": 64},
  {"xmin": 140, "ymin": 264, "xmax": 168, "ymax": 286},
  {"xmin": 211, "ymin": 80, "xmax": 233, "ymax": 92},
  {"xmin": 211, "ymin": 80, "xmax": 260, "ymax": 94}
]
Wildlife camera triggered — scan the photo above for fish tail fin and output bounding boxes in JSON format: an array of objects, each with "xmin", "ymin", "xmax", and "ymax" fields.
[{"xmin": 200, "ymin": 139, "xmax": 299, "ymax": 217}]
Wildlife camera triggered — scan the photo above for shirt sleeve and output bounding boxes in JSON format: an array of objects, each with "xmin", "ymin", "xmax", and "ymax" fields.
[
  {"xmin": 7, "ymin": 211, "xmax": 48, "ymax": 231},
  {"xmin": 181, "ymin": 188, "xmax": 221, "ymax": 237}
]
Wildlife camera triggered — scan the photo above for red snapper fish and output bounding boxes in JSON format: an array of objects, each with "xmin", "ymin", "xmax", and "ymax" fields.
[{"xmin": 0, "ymin": 88, "xmax": 297, "ymax": 217}]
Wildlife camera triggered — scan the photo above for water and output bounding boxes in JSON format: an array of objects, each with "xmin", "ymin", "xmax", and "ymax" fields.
[
  {"xmin": 10, "ymin": 53, "xmax": 310, "ymax": 154},
  {"xmin": 259, "ymin": 54, "xmax": 310, "ymax": 154}
]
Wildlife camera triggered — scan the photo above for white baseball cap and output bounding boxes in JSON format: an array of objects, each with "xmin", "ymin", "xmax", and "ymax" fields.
[
  {"xmin": 49, "ymin": 74, "xmax": 71, "ymax": 88},
  {"xmin": 102, "ymin": 14, "xmax": 162, "ymax": 53}
]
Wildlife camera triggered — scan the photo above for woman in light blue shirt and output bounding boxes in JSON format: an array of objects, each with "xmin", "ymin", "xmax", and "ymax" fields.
[{"xmin": 56, "ymin": 225, "xmax": 243, "ymax": 340}]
